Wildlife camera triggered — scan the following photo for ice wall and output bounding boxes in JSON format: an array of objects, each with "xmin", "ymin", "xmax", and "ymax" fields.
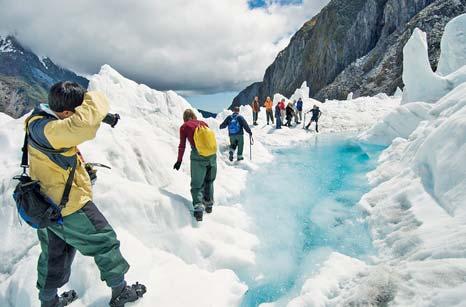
[{"xmin": 402, "ymin": 14, "xmax": 466, "ymax": 104}]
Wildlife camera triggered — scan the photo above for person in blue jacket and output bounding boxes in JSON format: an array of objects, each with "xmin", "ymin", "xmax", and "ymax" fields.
[
  {"xmin": 220, "ymin": 107, "xmax": 252, "ymax": 161},
  {"xmin": 296, "ymin": 98, "xmax": 303, "ymax": 123},
  {"xmin": 275, "ymin": 103, "xmax": 282, "ymax": 129}
]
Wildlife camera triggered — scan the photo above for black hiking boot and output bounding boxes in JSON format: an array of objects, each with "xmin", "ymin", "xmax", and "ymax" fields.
[
  {"xmin": 205, "ymin": 206, "xmax": 213, "ymax": 214},
  {"xmin": 109, "ymin": 282, "xmax": 146, "ymax": 307},
  {"xmin": 237, "ymin": 156, "xmax": 244, "ymax": 161},
  {"xmin": 41, "ymin": 290, "xmax": 77, "ymax": 307},
  {"xmin": 229, "ymin": 151, "xmax": 234, "ymax": 162},
  {"xmin": 193, "ymin": 210, "xmax": 203, "ymax": 221}
]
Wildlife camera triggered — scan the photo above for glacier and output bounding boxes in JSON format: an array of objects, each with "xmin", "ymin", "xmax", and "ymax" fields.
[{"xmin": 0, "ymin": 13, "xmax": 465, "ymax": 307}]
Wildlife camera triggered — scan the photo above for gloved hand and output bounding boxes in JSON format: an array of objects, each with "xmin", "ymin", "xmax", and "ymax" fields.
[
  {"xmin": 173, "ymin": 161, "xmax": 182, "ymax": 171},
  {"xmin": 102, "ymin": 113, "xmax": 120, "ymax": 128},
  {"xmin": 85, "ymin": 163, "xmax": 97, "ymax": 185}
]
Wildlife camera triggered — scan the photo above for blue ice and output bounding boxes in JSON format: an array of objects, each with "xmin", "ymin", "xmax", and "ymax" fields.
[{"xmin": 238, "ymin": 134, "xmax": 385, "ymax": 306}]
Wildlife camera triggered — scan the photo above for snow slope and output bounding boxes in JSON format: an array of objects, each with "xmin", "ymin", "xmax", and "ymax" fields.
[{"xmin": 0, "ymin": 64, "xmax": 398, "ymax": 306}]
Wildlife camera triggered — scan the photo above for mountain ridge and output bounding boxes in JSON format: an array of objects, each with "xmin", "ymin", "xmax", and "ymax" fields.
[
  {"xmin": 231, "ymin": 0, "xmax": 465, "ymax": 107},
  {"xmin": 0, "ymin": 35, "xmax": 88, "ymax": 118}
]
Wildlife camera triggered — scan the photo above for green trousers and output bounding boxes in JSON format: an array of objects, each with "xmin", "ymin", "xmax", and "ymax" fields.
[
  {"xmin": 229, "ymin": 135, "xmax": 245, "ymax": 159},
  {"xmin": 36, "ymin": 202, "xmax": 129, "ymax": 292},
  {"xmin": 190, "ymin": 150, "xmax": 217, "ymax": 211}
]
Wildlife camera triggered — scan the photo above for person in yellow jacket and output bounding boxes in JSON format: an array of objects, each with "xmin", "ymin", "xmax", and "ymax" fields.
[
  {"xmin": 263, "ymin": 96, "xmax": 274, "ymax": 125},
  {"xmin": 28, "ymin": 81, "xmax": 145, "ymax": 307}
]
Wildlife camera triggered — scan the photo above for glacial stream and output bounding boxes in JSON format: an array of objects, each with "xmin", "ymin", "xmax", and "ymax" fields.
[{"xmin": 238, "ymin": 133, "xmax": 384, "ymax": 306}]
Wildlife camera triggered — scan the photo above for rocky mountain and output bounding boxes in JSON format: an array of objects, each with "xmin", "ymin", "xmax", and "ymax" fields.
[
  {"xmin": 0, "ymin": 36, "xmax": 88, "ymax": 118},
  {"xmin": 232, "ymin": 0, "xmax": 466, "ymax": 107}
]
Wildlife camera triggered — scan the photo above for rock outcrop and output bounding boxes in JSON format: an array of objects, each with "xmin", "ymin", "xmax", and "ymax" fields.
[
  {"xmin": 232, "ymin": 0, "xmax": 465, "ymax": 107},
  {"xmin": 0, "ymin": 36, "xmax": 88, "ymax": 118}
]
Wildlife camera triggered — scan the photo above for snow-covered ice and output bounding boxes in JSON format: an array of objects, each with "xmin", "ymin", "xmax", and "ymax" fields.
[
  {"xmin": 0, "ymin": 13, "xmax": 465, "ymax": 307},
  {"xmin": 0, "ymin": 65, "xmax": 397, "ymax": 306}
]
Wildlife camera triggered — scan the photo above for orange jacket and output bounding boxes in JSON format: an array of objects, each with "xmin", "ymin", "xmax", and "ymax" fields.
[{"xmin": 264, "ymin": 100, "xmax": 273, "ymax": 110}]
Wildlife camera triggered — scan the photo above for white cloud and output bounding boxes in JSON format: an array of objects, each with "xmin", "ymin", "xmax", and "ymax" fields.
[{"xmin": 0, "ymin": 0, "xmax": 329, "ymax": 93}]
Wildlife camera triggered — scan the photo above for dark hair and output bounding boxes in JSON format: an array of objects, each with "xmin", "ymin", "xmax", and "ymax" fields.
[
  {"xmin": 48, "ymin": 81, "xmax": 86, "ymax": 112},
  {"xmin": 233, "ymin": 106, "xmax": 240, "ymax": 113}
]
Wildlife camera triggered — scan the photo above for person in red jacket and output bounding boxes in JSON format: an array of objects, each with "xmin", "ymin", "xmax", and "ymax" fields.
[
  {"xmin": 173, "ymin": 109, "xmax": 217, "ymax": 221},
  {"xmin": 279, "ymin": 99, "xmax": 286, "ymax": 121}
]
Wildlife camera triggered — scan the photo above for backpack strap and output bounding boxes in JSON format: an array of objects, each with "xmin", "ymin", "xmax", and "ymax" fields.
[
  {"xmin": 23, "ymin": 113, "xmax": 77, "ymax": 209},
  {"xmin": 59, "ymin": 157, "xmax": 77, "ymax": 209}
]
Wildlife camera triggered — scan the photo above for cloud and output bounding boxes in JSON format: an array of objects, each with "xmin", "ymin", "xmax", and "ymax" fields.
[{"xmin": 0, "ymin": 0, "xmax": 329, "ymax": 94}]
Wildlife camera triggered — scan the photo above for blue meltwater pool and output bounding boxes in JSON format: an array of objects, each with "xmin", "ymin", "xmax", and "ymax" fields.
[{"xmin": 238, "ymin": 133, "xmax": 385, "ymax": 306}]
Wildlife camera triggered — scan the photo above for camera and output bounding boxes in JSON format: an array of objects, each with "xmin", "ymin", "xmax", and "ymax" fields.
[{"xmin": 102, "ymin": 113, "xmax": 120, "ymax": 128}]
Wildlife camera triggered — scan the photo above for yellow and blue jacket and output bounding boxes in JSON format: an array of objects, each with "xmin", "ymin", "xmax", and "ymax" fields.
[{"xmin": 26, "ymin": 92, "xmax": 109, "ymax": 216}]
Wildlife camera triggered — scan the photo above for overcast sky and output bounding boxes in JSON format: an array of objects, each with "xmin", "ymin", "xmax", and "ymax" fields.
[{"xmin": 0, "ymin": 0, "xmax": 328, "ymax": 96}]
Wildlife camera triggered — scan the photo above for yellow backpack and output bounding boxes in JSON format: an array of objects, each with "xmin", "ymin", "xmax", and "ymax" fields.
[{"xmin": 193, "ymin": 125, "xmax": 217, "ymax": 157}]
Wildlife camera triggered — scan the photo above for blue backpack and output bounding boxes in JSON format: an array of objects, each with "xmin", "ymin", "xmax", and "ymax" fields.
[{"xmin": 228, "ymin": 114, "xmax": 241, "ymax": 135}]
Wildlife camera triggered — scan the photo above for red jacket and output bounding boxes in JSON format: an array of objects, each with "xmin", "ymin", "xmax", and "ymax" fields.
[
  {"xmin": 279, "ymin": 101, "xmax": 285, "ymax": 110},
  {"xmin": 177, "ymin": 119, "xmax": 208, "ymax": 162}
]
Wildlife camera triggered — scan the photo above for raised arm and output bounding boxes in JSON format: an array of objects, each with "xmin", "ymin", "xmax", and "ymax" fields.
[
  {"xmin": 43, "ymin": 91, "xmax": 109, "ymax": 149},
  {"xmin": 219, "ymin": 116, "xmax": 231, "ymax": 129}
]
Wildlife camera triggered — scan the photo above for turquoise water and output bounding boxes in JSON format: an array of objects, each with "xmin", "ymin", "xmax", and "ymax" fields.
[{"xmin": 239, "ymin": 134, "xmax": 384, "ymax": 306}]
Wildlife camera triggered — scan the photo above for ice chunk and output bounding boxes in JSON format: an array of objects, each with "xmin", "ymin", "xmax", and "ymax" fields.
[{"xmin": 437, "ymin": 14, "xmax": 466, "ymax": 76}]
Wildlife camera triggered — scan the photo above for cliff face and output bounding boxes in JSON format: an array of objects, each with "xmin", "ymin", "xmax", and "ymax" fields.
[
  {"xmin": 316, "ymin": 0, "xmax": 466, "ymax": 100},
  {"xmin": 231, "ymin": 0, "xmax": 465, "ymax": 107},
  {"xmin": 0, "ymin": 36, "xmax": 88, "ymax": 118}
]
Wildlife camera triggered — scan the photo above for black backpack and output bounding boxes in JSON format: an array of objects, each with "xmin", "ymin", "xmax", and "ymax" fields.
[{"xmin": 12, "ymin": 114, "xmax": 76, "ymax": 229}]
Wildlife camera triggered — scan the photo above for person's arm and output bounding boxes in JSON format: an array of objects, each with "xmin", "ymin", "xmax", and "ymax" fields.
[
  {"xmin": 219, "ymin": 116, "xmax": 231, "ymax": 129},
  {"xmin": 177, "ymin": 125, "xmax": 187, "ymax": 163},
  {"xmin": 240, "ymin": 116, "xmax": 252, "ymax": 135},
  {"xmin": 43, "ymin": 91, "xmax": 109, "ymax": 149}
]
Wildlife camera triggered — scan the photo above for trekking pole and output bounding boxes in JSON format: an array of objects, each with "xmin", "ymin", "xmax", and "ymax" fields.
[
  {"xmin": 249, "ymin": 134, "xmax": 254, "ymax": 161},
  {"xmin": 303, "ymin": 112, "xmax": 306, "ymax": 129}
]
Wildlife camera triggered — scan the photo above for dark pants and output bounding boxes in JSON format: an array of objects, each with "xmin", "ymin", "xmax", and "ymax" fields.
[
  {"xmin": 275, "ymin": 114, "xmax": 282, "ymax": 129},
  {"xmin": 229, "ymin": 134, "xmax": 245, "ymax": 159},
  {"xmin": 306, "ymin": 118, "xmax": 319, "ymax": 132},
  {"xmin": 253, "ymin": 111, "xmax": 258, "ymax": 124},
  {"xmin": 37, "ymin": 202, "xmax": 129, "ymax": 301},
  {"xmin": 190, "ymin": 150, "xmax": 217, "ymax": 211},
  {"xmin": 266, "ymin": 110, "xmax": 274, "ymax": 124}
]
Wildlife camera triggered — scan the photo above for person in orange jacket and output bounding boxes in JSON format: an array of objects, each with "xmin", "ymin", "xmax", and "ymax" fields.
[{"xmin": 263, "ymin": 96, "xmax": 274, "ymax": 125}]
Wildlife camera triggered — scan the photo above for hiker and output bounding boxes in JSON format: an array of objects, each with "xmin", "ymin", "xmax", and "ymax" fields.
[
  {"xmin": 219, "ymin": 106, "xmax": 252, "ymax": 161},
  {"xmin": 305, "ymin": 105, "xmax": 322, "ymax": 132},
  {"xmin": 292, "ymin": 100, "xmax": 300, "ymax": 124},
  {"xmin": 263, "ymin": 96, "xmax": 274, "ymax": 125},
  {"xmin": 174, "ymin": 109, "xmax": 217, "ymax": 221},
  {"xmin": 285, "ymin": 102, "xmax": 295, "ymax": 127},
  {"xmin": 251, "ymin": 96, "xmax": 260, "ymax": 126},
  {"xmin": 25, "ymin": 82, "xmax": 145, "ymax": 307},
  {"xmin": 279, "ymin": 99, "xmax": 286, "ymax": 121},
  {"xmin": 274, "ymin": 103, "xmax": 282, "ymax": 129},
  {"xmin": 296, "ymin": 98, "xmax": 303, "ymax": 123}
]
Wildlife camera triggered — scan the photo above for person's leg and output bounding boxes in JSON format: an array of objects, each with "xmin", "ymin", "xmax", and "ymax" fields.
[
  {"xmin": 237, "ymin": 135, "xmax": 245, "ymax": 160},
  {"xmin": 299, "ymin": 111, "xmax": 302, "ymax": 121},
  {"xmin": 229, "ymin": 136, "xmax": 238, "ymax": 161},
  {"xmin": 203, "ymin": 155, "xmax": 217, "ymax": 213},
  {"xmin": 37, "ymin": 228, "xmax": 76, "ymax": 305},
  {"xmin": 315, "ymin": 120, "xmax": 319, "ymax": 132},
  {"xmin": 47, "ymin": 204, "xmax": 130, "ymax": 288},
  {"xmin": 190, "ymin": 152, "xmax": 209, "ymax": 212},
  {"xmin": 266, "ymin": 111, "xmax": 271, "ymax": 124},
  {"xmin": 271, "ymin": 111, "xmax": 274, "ymax": 124}
]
